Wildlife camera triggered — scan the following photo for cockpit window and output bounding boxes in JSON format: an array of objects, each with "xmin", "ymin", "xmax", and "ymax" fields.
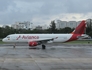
[{"xmin": 6, "ymin": 36, "xmax": 10, "ymax": 38}]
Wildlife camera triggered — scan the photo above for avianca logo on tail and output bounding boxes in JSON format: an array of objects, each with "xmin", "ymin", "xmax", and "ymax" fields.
[
  {"xmin": 66, "ymin": 20, "xmax": 86, "ymax": 42},
  {"xmin": 71, "ymin": 20, "xmax": 86, "ymax": 34},
  {"xmin": 16, "ymin": 35, "xmax": 39, "ymax": 40}
]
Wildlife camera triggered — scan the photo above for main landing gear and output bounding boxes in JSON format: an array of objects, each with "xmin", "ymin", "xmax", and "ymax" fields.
[
  {"xmin": 42, "ymin": 44, "xmax": 46, "ymax": 49},
  {"xmin": 13, "ymin": 43, "xmax": 16, "ymax": 49}
]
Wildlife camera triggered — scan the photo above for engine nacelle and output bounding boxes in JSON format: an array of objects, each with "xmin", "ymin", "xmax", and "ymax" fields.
[
  {"xmin": 29, "ymin": 41, "xmax": 38, "ymax": 47},
  {"xmin": 47, "ymin": 40, "xmax": 53, "ymax": 43}
]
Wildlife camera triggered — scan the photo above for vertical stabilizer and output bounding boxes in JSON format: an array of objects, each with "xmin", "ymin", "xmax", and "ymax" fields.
[{"xmin": 71, "ymin": 20, "xmax": 86, "ymax": 34}]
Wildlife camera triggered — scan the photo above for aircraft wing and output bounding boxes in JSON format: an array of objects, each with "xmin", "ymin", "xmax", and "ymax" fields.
[{"xmin": 28, "ymin": 37, "xmax": 58, "ymax": 43}]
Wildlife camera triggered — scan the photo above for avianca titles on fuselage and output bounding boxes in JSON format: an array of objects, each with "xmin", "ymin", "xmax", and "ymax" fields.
[{"xmin": 2, "ymin": 20, "xmax": 86, "ymax": 48}]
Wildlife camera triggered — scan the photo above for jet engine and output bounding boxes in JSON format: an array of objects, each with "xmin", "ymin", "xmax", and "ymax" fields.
[
  {"xmin": 47, "ymin": 40, "xmax": 53, "ymax": 43},
  {"xmin": 29, "ymin": 41, "xmax": 38, "ymax": 47}
]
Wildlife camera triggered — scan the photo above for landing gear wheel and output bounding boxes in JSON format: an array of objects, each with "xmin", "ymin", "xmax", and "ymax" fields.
[
  {"xmin": 13, "ymin": 43, "xmax": 16, "ymax": 49},
  {"xmin": 42, "ymin": 45, "xmax": 46, "ymax": 49}
]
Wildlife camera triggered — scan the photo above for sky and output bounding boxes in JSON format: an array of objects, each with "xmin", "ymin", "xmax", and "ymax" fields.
[{"xmin": 0, "ymin": 0, "xmax": 92, "ymax": 26}]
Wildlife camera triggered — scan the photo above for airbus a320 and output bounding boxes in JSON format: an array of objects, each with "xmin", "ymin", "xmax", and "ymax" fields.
[{"xmin": 2, "ymin": 20, "xmax": 88, "ymax": 49}]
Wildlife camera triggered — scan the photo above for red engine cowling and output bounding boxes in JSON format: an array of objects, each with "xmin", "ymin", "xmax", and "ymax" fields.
[{"xmin": 29, "ymin": 41, "xmax": 38, "ymax": 47}]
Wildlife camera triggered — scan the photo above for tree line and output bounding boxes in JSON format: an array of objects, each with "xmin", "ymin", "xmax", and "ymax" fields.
[{"xmin": 0, "ymin": 20, "xmax": 92, "ymax": 38}]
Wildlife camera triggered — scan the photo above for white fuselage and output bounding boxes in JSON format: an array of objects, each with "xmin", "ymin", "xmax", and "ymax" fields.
[{"xmin": 2, "ymin": 34, "xmax": 73, "ymax": 43}]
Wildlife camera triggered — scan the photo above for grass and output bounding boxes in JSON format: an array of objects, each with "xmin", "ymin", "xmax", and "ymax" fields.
[{"xmin": 0, "ymin": 40, "xmax": 6, "ymax": 44}]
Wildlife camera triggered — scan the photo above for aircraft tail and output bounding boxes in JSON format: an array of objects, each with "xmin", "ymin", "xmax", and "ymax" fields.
[{"xmin": 71, "ymin": 20, "xmax": 86, "ymax": 34}]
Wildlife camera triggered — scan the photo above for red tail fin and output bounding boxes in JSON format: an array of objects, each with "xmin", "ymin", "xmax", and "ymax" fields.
[{"xmin": 71, "ymin": 20, "xmax": 86, "ymax": 34}]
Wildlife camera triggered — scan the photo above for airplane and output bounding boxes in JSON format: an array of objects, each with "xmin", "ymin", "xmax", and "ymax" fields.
[{"xmin": 2, "ymin": 20, "xmax": 87, "ymax": 49}]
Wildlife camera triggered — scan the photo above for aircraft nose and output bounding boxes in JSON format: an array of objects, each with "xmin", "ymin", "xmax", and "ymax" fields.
[{"xmin": 2, "ymin": 38, "xmax": 5, "ymax": 42}]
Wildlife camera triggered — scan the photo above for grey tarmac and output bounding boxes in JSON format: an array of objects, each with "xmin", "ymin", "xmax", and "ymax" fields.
[{"xmin": 0, "ymin": 44, "xmax": 92, "ymax": 70}]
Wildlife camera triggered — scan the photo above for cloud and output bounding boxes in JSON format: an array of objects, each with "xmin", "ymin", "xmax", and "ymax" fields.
[
  {"xmin": 0, "ymin": 0, "xmax": 92, "ymax": 26},
  {"xmin": 0, "ymin": 0, "xmax": 14, "ymax": 12},
  {"xmin": 64, "ymin": 0, "xmax": 92, "ymax": 13}
]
